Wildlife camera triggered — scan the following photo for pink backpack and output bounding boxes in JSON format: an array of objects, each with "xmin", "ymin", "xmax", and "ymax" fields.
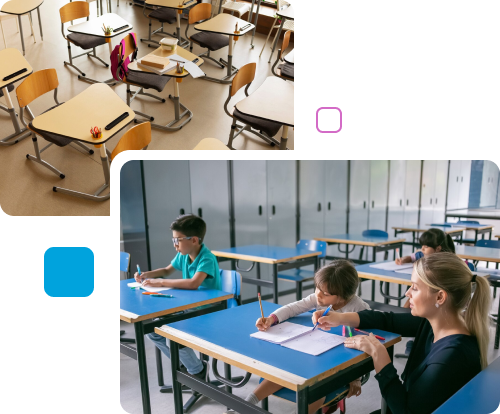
[{"xmin": 111, "ymin": 32, "xmax": 138, "ymax": 81}]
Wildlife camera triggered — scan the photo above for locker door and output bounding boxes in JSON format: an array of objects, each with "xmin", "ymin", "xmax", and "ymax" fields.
[
  {"xmin": 432, "ymin": 161, "xmax": 449, "ymax": 223},
  {"xmin": 143, "ymin": 161, "xmax": 192, "ymax": 271},
  {"xmin": 387, "ymin": 161, "xmax": 406, "ymax": 236},
  {"xmin": 299, "ymin": 161, "xmax": 325, "ymax": 240},
  {"xmin": 189, "ymin": 161, "xmax": 231, "ymax": 251},
  {"xmin": 419, "ymin": 161, "xmax": 436, "ymax": 227},
  {"xmin": 348, "ymin": 161, "xmax": 370, "ymax": 259},
  {"xmin": 458, "ymin": 160, "xmax": 472, "ymax": 209},
  {"xmin": 368, "ymin": 161, "xmax": 389, "ymax": 261},
  {"xmin": 403, "ymin": 161, "xmax": 421, "ymax": 227},
  {"xmin": 233, "ymin": 161, "xmax": 268, "ymax": 301},
  {"xmin": 447, "ymin": 161, "xmax": 461, "ymax": 211},
  {"xmin": 324, "ymin": 161, "xmax": 348, "ymax": 257},
  {"xmin": 490, "ymin": 163, "xmax": 499, "ymax": 207},
  {"xmin": 482, "ymin": 161, "xmax": 499, "ymax": 207}
]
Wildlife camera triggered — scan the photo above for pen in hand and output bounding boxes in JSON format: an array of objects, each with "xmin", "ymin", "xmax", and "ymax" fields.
[{"xmin": 312, "ymin": 305, "xmax": 333, "ymax": 331}]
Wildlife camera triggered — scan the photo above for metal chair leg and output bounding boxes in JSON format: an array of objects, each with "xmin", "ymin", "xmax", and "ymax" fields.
[{"xmin": 26, "ymin": 135, "xmax": 65, "ymax": 179}]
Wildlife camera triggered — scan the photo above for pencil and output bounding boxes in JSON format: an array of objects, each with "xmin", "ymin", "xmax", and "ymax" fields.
[{"xmin": 258, "ymin": 292, "xmax": 265, "ymax": 320}]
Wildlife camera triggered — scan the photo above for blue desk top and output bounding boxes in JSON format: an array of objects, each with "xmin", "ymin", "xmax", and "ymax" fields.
[
  {"xmin": 160, "ymin": 302, "xmax": 400, "ymax": 385},
  {"xmin": 356, "ymin": 262, "xmax": 413, "ymax": 285},
  {"xmin": 393, "ymin": 225, "xmax": 464, "ymax": 234},
  {"xmin": 317, "ymin": 234, "xmax": 405, "ymax": 245},
  {"xmin": 120, "ymin": 278, "xmax": 233, "ymax": 323},
  {"xmin": 431, "ymin": 222, "xmax": 492, "ymax": 230},
  {"xmin": 211, "ymin": 245, "xmax": 320, "ymax": 264},
  {"xmin": 433, "ymin": 356, "xmax": 500, "ymax": 413},
  {"xmin": 455, "ymin": 245, "xmax": 500, "ymax": 263}
]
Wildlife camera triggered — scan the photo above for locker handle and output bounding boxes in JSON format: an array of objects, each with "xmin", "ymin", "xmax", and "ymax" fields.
[
  {"xmin": 180, "ymin": 208, "xmax": 185, "ymax": 215},
  {"xmin": 435, "ymin": 198, "xmax": 438, "ymax": 204},
  {"xmin": 317, "ymin": 203, "xmax": 322, "ymax": 212},
  {"xmin": 258, "ymin": 205, "xmax": 262, "ymax": 216},
  {"xmin": 272, "ymin": 205, "xmax": 276, "ymax": 215},
  {"xmin": 328, "ymin": 202, "xmax": 331, "ymax": 210},
  {"xmin": 461, "ymin": 176, "xmax": 463, "ymax": 182},
  {"xmin": 372, "ymin": 201, "xmax": 374, "ymax": 208},
  {"xmin": 406, "ymin": 199, "xmax": 409, "ymax": 206},
  {"xmin": 430, "ymin": 198, "xmax": 432, "ymax": 205},
  {"xmin": 456, "ymin": 176, "xmax": 459, "ymax": 182},
  {"xmin": 198, "ymin": 208, "xmax": 202, "ymax": 218},
  {"xmin": 363, "ymin": 201, "xmax": 366, "ymax": 209},
  {"xmin": 400, "ymin": 199, "xmax": 402, "ymax": 207}
]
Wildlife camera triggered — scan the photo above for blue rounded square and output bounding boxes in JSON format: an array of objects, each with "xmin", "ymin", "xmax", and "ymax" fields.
[{"xmin": 44, "ymin": 247, "xmax": 94, "ymax": 297}]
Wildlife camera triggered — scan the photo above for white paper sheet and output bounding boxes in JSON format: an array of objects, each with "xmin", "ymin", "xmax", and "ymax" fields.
[
  {"xmin": 370, "ymin": 262, "xmax": 413, "ymax": 271},
  {"xmin": 127, "ymin": 281, "xmax": 172, "ymax": 293},
  {"xmin": 166, "ymin": 54, "xmax": 206, "ymax": 79},
  {"xmin": 250, "ymin": 322, "xmax": 312, "ymax": 344},
  {"xmin": 394, "ymin": 268, "xmax": 414, "ymax": 274},
  {"xmin": 281, "ymin": 330, "xmax": 346, "ymax": 356}
]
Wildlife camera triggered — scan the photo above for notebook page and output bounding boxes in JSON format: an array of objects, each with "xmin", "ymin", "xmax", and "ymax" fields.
[
  {"xmin": 250, "ymin": 322, "xmax": 312, "ymax": 344},
  {"xmin": 370, "ymin": 262, "xmax": 413, "ymax": 271},
  {"xmin": 127, "ymin": 282, "xmax": 172, "ymax": 293},
  {"xmin": 281, "ymin": 330, "xmax": 346, "ymax": 356},
  {"xmin": 394, "ymin": 267, "xmax": 414, "ymax": 274}
]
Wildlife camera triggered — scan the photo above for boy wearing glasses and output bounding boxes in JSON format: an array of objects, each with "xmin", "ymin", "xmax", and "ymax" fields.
[{"xmin": 133, "ymin": 214, "xmax": 220, "ymax": 385}]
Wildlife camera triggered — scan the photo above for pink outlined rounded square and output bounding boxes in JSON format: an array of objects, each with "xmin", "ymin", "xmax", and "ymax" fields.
[{"xmin": 316, "ymin": 107, "xmax": 342, "ymax": 133}]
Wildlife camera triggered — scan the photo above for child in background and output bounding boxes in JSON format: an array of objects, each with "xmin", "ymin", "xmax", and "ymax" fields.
[
  {"xmin": 395, "ymin": 228, "xmax": 455, "ymax": 265},
  {"xmin": 245, "ymin": 260, "xmax": 370, "ymax": 414},
  {"xmin": 134, "ymin": 214, "xmax": 220, "ymax": 386}
]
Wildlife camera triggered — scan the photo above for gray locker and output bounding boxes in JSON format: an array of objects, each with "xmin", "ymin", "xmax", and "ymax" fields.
[
  {"xmin": 403, "ymin": 161, "xmax": 421, "ymax": 227},
  {"xmin": 458, "ymin": 161, "xmax": 472, "ymax": 209},
  {"xmin": 143, "ymin": 161, "xmax": 192, "ymax": 271},
  {"xmin": 480, "ymin": 161, "xmax": 499, "ymax": 207},
  {"xmin": 299, "ymin": 161, "xmax": 326, "ymax": 240},
  {"xmin": 447, "ymin": 160, "xmax": 462, "ymax": 211},
  {"xmin": 419, "ymin": 161, "xmax": 436, "ymax": 227},
  {"xmin": 348, "ymin": 161, "xmax": 370, "ymax": 259},
  {"xmin": 432, "ymin": 161, "xmax": 449, "ymax": 223},
  {"xmin": 368, "ymin": 161, "xmax": 389, "ymax": 261},
  {"xmin": 387, "ymin": 161, "xmax": 406, "ymax": 235}
]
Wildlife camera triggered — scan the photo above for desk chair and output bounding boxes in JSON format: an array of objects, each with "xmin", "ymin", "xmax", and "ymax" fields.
[
  {"xmin": 271, "ymin": 30, "xmax": 293, "ymax": 81},
  {"xmin": 156, "ymin": 270, "xmax": 245, "ymax": 413},
  {"xmin": 116, "ymin": 33, "xmax": 170, "ymax": 123},
  {"xmin": 260, "ymin": 0, "xmax": 293, "ymax": 62},
  {"xmin": 16, "ymin": 69, "xmax": 94, "ymax": 179},
  {"xmin": 186, "ymin": 4, "xmax": 229, "ymax": 74},
  {"xmin": 224, "ymin": 62, "xmax": 282, "ymax": 149},
  {"xmin": 213, "ymin": 0, "xmax": 250, "ymax": 20},
  {"xmin": 456, "ymin": 220, "xmax": 480, "ymax": 244},
  {"xmin": 140, "ymin": 4, "xmax": 177, "ymax": 48},
  {"xmin": 278, "ymin": 240, "xmax": 327, "ymax": 301},
  {"xmin": 60, "ymin": 2, "xmax": 109, "ymax": 81},
  {"xmin": 475, "ymin": 239, "xmax": 500, "ymax": 299},
  {"xmin": 120, "ymin": 252, "xmax": 136, "ymax": 344},
  {"xmin": 110, "ymin": 122, "xmax": 151, "ymax": 160}
]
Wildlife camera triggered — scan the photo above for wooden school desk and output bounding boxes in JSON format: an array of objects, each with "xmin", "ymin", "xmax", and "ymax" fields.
[
  {"xmin": 0, "ymin": 48, "xmax": 33, "ymax": 145},
  {"xmin": 269, "ymin": 3, "xmax": 294, "ymax": 63},
  {"xmin": 235, "ymin": 76, "xmax": 293, "ymax": 150},
  {"xmin": 392, "ymin": 225, "xmax": 464, "ymax": 250},
  {"xmin": 194, "ymin": 13, "xmax": 254, "ymax": 83},
  {"xmin": 428, "ymin": 222, "xmax": 493, "ymax": 243},
  {"xmin": 30, "ymin": 83, "xmax": 134, "ymax": 201},
  {"xmin": 120, "ymin": 278, "xmax": 233, "ymax": 414},
  {"xmin": 455, "ymin": 245, "xmax": 500, "ymax": 264},
  {"xmin": 127, "ymin": 45, "xmax": 204, "ymax": 131},
  {"xmin": 212, "ymin": 245, "xmax": 320, "ymax": 304},
  {"xmin": 193, "ymin": 138, "xmax": 229, "ymax": 150},
  {"xmin": 146, "ymin": 0, "xmax": 197, "ymax": 47},
  {"xmin": 1, "ymin": 0, "xmax": 43, "ymax": 55},
  {"xmin": 68, "ymin": 13, "xmax": 132, "ymax": 84},
  {"xmin": 433, "ymin": 356, "xmax": 500, "ymax": 413},
  {"xmin": 155, "ymin": 301, "xmax": 401, "ymax": 414},
  {"xmin": 446, "ymin": 208, "xmax": 500, "ymax": 221}
]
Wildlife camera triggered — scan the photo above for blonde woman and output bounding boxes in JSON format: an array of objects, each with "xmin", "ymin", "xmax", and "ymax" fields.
[{"xmin": 312, "ymin": 252, "xmax": 491, "ymax": 414}]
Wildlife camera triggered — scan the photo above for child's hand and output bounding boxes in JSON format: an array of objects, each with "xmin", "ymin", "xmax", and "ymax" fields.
[
  {"xmin": 311, "ymin": 309, "xmax": 337, "ymax": 330},
  {"xmin": 142, "ymin": 278, "xmax": 163, "ymax": 287},
  {"xmin": 256, "ymin": 317, "xmax": 274, "ymax": 331},
  {"xmin": 134, "ymin": 272, "xmax": 145, "ymax": 283},
  {"xmin": 395, "ymin": 258, "xmax": 402, "ymax": 265},
  {"xmin": 346, "ymin": 379, "xmax": 362, "ymax": 398}
]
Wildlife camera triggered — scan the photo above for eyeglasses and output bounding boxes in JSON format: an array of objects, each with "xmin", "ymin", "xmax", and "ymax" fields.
[{"xmin": 172, "ymin": 237, "xmax": 193, "ymax": 245}]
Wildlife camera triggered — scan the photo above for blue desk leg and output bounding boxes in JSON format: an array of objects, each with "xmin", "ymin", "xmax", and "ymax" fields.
[
  {"xmin": 296, "ymin": 387, "xmax": 308, "ymax": 414},
  {"xmin": 272, "ymin": 263, "xmax": 278, "ymax": 303},
  {"xmin": 170, "ymin": 341, "xmax": 184, "ymax": 414},
  {"xmin": 134, "ymin": 322, "xmax": 152, "ymax": 414}
]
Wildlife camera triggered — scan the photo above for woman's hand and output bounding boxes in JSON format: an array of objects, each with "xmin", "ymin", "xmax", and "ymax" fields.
[
  {"xmin": 142, "ymin": 278, "xmax": 164, "ymax": 287},
  {"xmin": 256, "ymin": 317, "xmax": 274, "ymax": 331},
  {"xmin": 311, "ymin": 310, "xmax": 340, "ymax": 331},
  {"xmin": 344, "ymin": 333, "xmax": 392, "ymax": 373},
  {"xmin": 346, "ymin": 379, "xmax": 362, "ymax": 398}
]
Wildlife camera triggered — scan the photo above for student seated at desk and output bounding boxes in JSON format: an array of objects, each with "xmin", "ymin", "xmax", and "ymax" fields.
[
  {"xmin": 245, "ymin": 260, "xmax": 370, "ymax": 414},
  {"xmin": 134, "ymin": 214, "xmax": 220, "ymax": 382},
  {"xmin": 395, "ymin": 228, "xmax": 455, "ymax": 265},
  {"xmin": 313, "ymin": 253, "xmax": 490, "ymax": 414}
]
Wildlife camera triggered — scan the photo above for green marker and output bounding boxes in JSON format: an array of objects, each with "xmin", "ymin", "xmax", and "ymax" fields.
[
  {"xmin": 347, "ymin": 326, "xmax": 353, "ymax": 337},
  {"xmin": 150, "ymin": 294, "xmax": 174, "ymax": 298}
]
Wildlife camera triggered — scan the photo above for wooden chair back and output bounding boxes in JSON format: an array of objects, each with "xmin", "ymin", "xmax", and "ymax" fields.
[
  {"xmin": 230, "ymin": 62, "xmax": 256, "ymax": 96},
  {"xmin": 280, "ymin": 30, "xmax": 292, "ymax": 59},
  {"xmin": 110, "ymin": 122, "xmax": 151, "ymax": 161},
  {"xmin": 119, "ymin": 33, "xmax": 137, "ymax": 61},
  {"xmin": 189, "ymin": 3, "xmax": 212, "ymax": 25},
  {"xmin": 16, "ymin": 69, "xmax": 59, "ymax": 108},
  {"xmin": 59, "ymin": 1, "xmax": 90, "ymax": 25}
]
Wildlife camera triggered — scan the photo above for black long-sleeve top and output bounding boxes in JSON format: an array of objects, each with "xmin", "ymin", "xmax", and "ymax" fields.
[{"xmin": 358, "ymin": 310, "xmax": 481, "ymax": 414}]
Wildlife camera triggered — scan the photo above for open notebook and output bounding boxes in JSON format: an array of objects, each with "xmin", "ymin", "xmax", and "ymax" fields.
[
  {"xmin": 250, "ymin": 322, "xmax": 346, "ymax": 356},
  {"xmin": 370, "ymin": 262, "xmax": 413, "ymax": 271},
  {"xmin": 127, "ymin": 281, "xmax": 172, "ymax": 293}
]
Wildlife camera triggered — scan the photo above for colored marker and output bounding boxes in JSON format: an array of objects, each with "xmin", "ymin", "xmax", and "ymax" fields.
[
  {"xmin": 396, "ymin": 248, "xmax": 400, "ymax": 260},
  {"xmin": 342, "ymin": 325, "xmax": 346, "ymax": 337},
  {"xmin": 354, "ymin": 329, "xmax": 385, "ymax": 341},
  {"xmin": 347, "ymin": 326, "xmax": 353, "ymax": 337},
  {"xmin": 312, "ymin": 305, "xmax": 333, "ymax": 331},
  {"xmin": 150, "ymin": 294, "xmax": 174, "ymax": 298},
  {"xmin": 137, "ymin": 264, "xmax": 143, "ymax": 283}
]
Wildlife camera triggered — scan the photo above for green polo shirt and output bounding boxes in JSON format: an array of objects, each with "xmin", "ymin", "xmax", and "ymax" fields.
[{"xmin": 171, "ymin": 243, "xmax": 221, "ymax": 290}]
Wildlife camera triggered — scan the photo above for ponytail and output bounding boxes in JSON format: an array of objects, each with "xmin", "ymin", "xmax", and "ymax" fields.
[{"xmin": 444, "ymin": 234, "xmax": 456, "ymax": 253}]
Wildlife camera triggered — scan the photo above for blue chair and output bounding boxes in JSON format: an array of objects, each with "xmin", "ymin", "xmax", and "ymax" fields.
[
  {"xmin": 362, "ymin": 229, "xmax": 389, "ymax": 238},
  {"xmin": 430, "ymin": 223, "xmax": 452, "ymax": 227},
  {"xmin": 359, "ymin": 230, "xmax": 389, "ymax": 301},
  {"xmin": 120, "ymin": 251, "xmax": 134, "ymax": 344},
  {"xmin": 277, "ymin": 240, "xmax": 327, "ymax": 301},
  {"xmin": 457, "ymin": 220, "xmax": 480, "ymax": 225},
  {"xmin": 220, "ymin": 269, "xmax": 242, "ymax": 308},
  {"xmin": 475, "ymin": 240, "xmax": 500, "ymax": 299}
]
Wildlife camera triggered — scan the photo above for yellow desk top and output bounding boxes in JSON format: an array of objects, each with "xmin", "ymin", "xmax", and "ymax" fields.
[
  {"xmin": 194, "ymin": 13, "xmax": 254, "ymax": 37},
  {"xmin": 31, "ymin": 84, "xmax": 135, "ymax": 145},
  {"xmin": 1, "ymin": 0, "xmax": 43, "ymax": 15},
  {"xmin": 236, "ymin": 76, "xmax": 294, "ymax": 127},
  {"xmin": 0, "ymin": 48, "xmax": 32, "ymax": 89},
  {"xmin": 356, "ymin": 269, "xmax": 413, "ymax": 286},
  {"xmin": 68, "ymin": 13, "xmax": 132, "ymax": 38},
  {"xmin": 193, "ymin": 138, "xmax": 229, "ymax": 150},
  {"xmin": 146, "ymin": 0, "xmax": 196, "ymax": 9},
  {"xmin": 128, "ymin": 46, "xmax": 203, "ymax": 78}
]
